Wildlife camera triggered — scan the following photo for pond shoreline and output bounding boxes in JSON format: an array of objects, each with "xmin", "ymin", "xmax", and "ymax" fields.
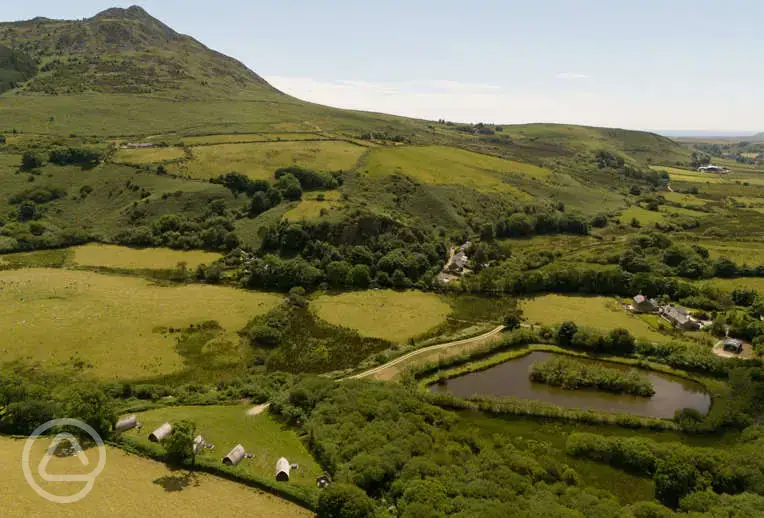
[{"xmin": 421, "ymin": 345, "xmax": 715, "ymax": 420}]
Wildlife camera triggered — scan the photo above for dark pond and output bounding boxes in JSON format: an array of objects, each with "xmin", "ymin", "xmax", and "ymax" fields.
[{"xmin": 429, "ymin": 351, "xmax": 711, "ymax": 419}]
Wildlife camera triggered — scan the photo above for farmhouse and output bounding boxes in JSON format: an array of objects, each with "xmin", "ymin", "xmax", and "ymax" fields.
[
  {"xmin": 697, "ymin": 164, "xmax": 729, "ymax": 173},
  {"xmin": 659, "ymin": 305, "xmax": 701, "ymax": 330},
  {"xmin": 723, "ymin": 338, "xmax": 744, "ymax": 354},
  {"xmin": 632, "ymin": 294, "xmax": 659, "ymax": 313}
]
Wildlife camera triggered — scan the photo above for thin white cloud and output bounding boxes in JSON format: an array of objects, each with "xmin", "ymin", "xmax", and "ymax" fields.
[{"xmin": 556, "ymin": 72, "xmax": 589, "ymax": 80}]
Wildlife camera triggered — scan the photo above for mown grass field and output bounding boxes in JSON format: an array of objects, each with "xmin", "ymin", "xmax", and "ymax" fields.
[
  {"xmin": 0, "ymin": 437, "xmax": 310, "ymax": 518},
  {"xmin": 169, "ymin": 141, "xmax": 367, "ymax": 180},
  {"xmin": 125, "ymin": 405, "xmax": 321, "ymax": 487},
  {"xmin": 312, "ymin": 290, "xmax": 452, "ymax": 343},
  {"xmin": 364, "ymin": 145, "xmax": 542, "ymax": 196},
  {"xmin": 521, "ymin": 294, "xmax": 668, "ymax": 342},
  {"xmin": 71, "ymin": 244, "xmax": 222, "ymax": 270},
  {"xmin": 112, "ymin": 147, "xmax": 186, "ymax": 165},
  {"xmin": 0, "ymin": 269, "xmax": 281, "ymax": 379}
]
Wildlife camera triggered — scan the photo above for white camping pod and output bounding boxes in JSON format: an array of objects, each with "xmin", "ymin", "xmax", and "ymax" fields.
[
  {"xmin": 223, "ymin": 444, "xmax": 246, "ymax": 466},
  {"xmin": 149, "ymin": 423, "xmax": 172, "ymax": 442},
  {"xmin": 276, "ymin": 457, "xmax": 291, "ymax": 482},
  {"xmin": 114, "ymin": 415, "xmax": 138, "ymax": 433},
  {"xmin": 193, "ymin": 435, "xmax": 205, "ymax": 454}
]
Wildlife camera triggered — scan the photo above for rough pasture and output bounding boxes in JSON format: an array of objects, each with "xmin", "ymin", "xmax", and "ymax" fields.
[{"xmin": 0, "ymin": 269, "xmax": 281, "ymax": 379}]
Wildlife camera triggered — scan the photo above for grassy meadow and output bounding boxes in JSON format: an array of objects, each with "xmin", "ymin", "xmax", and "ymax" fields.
[
  {"xmin": 71, "ymin": 244, "xmax": 222, "ymax": 270},
  {"xmin": 125, "ymin": 406, "xmax": 321, "ymax": 487},
  {"xmin": 169, "ymin": 141, "xmax": 367, "ymax": 180},
  {"xmin": 312, "ymin": 290, "xmax": 451, "ymax": 343},
  {"xmin": 282, "ymin": 191, "xmax": 344, "ymax": 222},
  {"xmin": 698, "ymin": 277, "xmax": 764, "ymax": 293},
  {"xmin": 112, "ymin": 147, "xmax": 186, "ymax": 165},
  {"xmin": 0, "ymin": 269, "xmax": 281, "ymax": 379},
  {"xmin": 521, "ymin": 294, "xmax": 667, "ymax": 342},
  {"xmin": 619, "ymin": 205, "xmax": 666, "ymax": 225},
  {"xmin": 181, "ymin": 133, "xmax": 326, "ymax": 145},
  {"xmin": 364, "ymin": 145, "xmax": 540, "ymax": 196},
  {"xmin": 0, "ymin": 438, "xmax": 311, "ymax": 518}
]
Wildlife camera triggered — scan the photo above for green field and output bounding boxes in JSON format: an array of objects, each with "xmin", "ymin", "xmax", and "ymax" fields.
[
  {"xmin": 699, "ymin": 277, "xmax": 764, "ymax": 293},
  {"xmin": 282, "ymin": 191, "xmax": 344, "ymax": 222},
  {"xmin": 312, "ymin": 290, "xmax": 452, "ymax": 343},
  {"xmin": 658, "ymin": 205, "xmax": 709, "ymax": 217},
  {"xmin": 181, "ymin": 133, "xmax": 326, "ymax": 145},
  {"xmin": 0, "ymin": 438, "xmax": 310, "ymax": 518},
  {"xmin": 125, "ymin": 405, "xmax": 321, "ymax": 488},
  {"xmin": 689, "ymin": 240, "xmax": 764, "ymax": 265},
  {"xmin": 521, "ymin": 294, "xmax": 667, "ymax": 342},
  {"xmin": 169, "ymin": 141, "xmax": 367, "ymax": 180},
  {"xmin": 662, "ymin": 191, "xmax": 709, "ymax": 208},
  {"xmin": 619, "ymin": 205, "xmax": 666, "ymax": 225},
  {"xmin": 364, "ymin": 145, "xmax": 542, "ymax": 196},
  {"xmin": 71, "ymin": 244, "xmax": 222, "ymax": 270},
  {"xmin": 0, "ymin": 269, "xmax": 281, "ymax": 379},
  {"xmin": 112, "ymin": 147, "xmax": 186, "ymax": 165}
]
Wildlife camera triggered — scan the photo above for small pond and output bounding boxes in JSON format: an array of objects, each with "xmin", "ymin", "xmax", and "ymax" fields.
[{"xmin": 429, "ymin": 351, "xmax": 711, "ymax": 419}]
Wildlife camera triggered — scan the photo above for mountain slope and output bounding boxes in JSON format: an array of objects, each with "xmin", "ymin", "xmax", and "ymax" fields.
[{"xmin": 0, "ymin": 5, "xmax": 275, "ymax": 98}]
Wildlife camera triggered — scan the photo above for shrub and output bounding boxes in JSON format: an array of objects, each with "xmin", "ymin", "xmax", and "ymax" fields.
[
  {"xmin": 49, "ymin": 147, "xmax": 102, "ymax": 167},
  {"xmin": 21, "ymin": 151, "xmax": 44, "ymax": 170},
  {"xmin": 317, "ymin": 484, "xmax": 376, "ymax": 517}
]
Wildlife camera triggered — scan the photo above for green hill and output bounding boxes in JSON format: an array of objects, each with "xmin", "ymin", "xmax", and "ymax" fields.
[
  {"xmin": 0, "ymin": 5, "xmax": 274, "ymax": 97},
  {"xmin": 0, "ymin": 6, "xmax": 703, "ymax": 255}
]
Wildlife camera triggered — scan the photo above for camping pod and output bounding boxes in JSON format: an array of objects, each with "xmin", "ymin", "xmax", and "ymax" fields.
[
  {"xmin": 149, "ymin": 423, "xmax": 172, "ymax": 442},
  {"xmin": 114, "ymin": 415, "xmax": 138, "ymax": 433},
  {"xmin": 223, "ymin": 444, "xmax": 245, "ymax": 466},
  {"xmin": 276, "ymin": 457, "xmax": 290, "ymax": 481}
]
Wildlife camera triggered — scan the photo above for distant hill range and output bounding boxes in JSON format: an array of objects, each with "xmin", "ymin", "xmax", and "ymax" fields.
[
  {"xmin": 0, "ymin": 5, "xmax": 275, "ymax": 98},
  {"xmin": 0, "ymin": 5, "xmax": 690, "ymax": 173}
]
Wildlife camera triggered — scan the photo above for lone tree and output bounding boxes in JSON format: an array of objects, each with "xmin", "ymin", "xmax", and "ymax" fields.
[
  {"xmin": 163, "ymin": 420, "xmax": 197, "ymax": 466},
  {"xmin": 21, "ymin": 151, "xmax": 44, "ymax": 170},
  {"xmin": 557, "ymin": 321, "xmax": 578, "ymax": 347},
  {"xmin": 503, "ymin": 308, "xmax": 524, "ymax": 331}
]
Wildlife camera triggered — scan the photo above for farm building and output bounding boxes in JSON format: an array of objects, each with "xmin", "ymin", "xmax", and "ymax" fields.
[
  {"xmin": 697, "ymin": 164, "xmax": 729, "ymax": 173},
  {"xmin": 632, "ymin": 295, "xmax": 659, "ymax": 313},
  {"xmin": 223, "ymin": 444, "xmax": 246, "ymax": 466},
  {"xmin": 276, "ymin": 457, "xmax": 291, "ymax": 482},
  {"xmin": 149, "ymin": 423, "xmax": 172, "ymax": 442},
  {"xmin": 659, "ymin": 305, "xmax": 701, "ymax": 330},
  {"xmin": 723, "ymin": 338, "xmax": 744, "ymax": 354}
]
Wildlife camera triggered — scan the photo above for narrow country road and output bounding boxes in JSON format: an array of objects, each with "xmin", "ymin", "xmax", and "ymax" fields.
[
  {"xmin": 346, "ymin": 325, "xmax": 506, "ymax": 380},
  {"xmin": 247, "ymin": 324, "xmax": 505, "ymax": 414}
]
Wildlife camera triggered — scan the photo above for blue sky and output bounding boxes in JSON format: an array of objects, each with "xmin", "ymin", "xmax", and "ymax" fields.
[{"xmin": 5, "ymin": 1, "xmax": 763, "ymax": 133}]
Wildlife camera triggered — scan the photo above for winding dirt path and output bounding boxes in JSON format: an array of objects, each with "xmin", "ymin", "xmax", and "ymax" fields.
[{"xmin": 346, "ymin": 325, "xmax": 505, "ymax": 381}]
